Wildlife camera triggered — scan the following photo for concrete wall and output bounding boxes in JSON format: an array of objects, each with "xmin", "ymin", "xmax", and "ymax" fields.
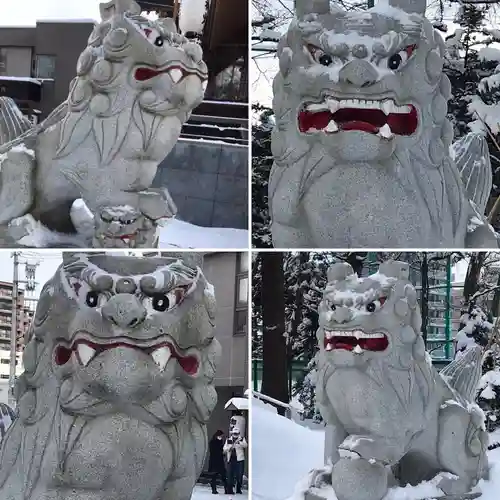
[
  {"xmin": 154, "ymin": 139, "xmax": 248, "ymax": 229},
  {"xmin": 34, "ymin": 21, "xmax": 94, "ymax": 116}
]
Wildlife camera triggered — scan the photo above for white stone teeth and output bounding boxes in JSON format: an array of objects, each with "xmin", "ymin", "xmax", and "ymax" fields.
[
  {"xmin": 151, "ymin": 345, "xmax": 172, "ymax": 371},
  {"xmin": 306, "ymin": 102, "xmax": 329, "ymax": 112},
  {"xmin": 327, "ymin": 99, "xmax": 340, "ymax": 113},
  {"xmin": 381, "ymin": 100, "xmax": 394, "ymax": 115},
  {"xmin": 169, "ymin": 68, "xmax": 183, "ymax": 84},
  {"xmin": 77, "ymin": 344, "xmax": 96, "ymax": 367},
  {"xmin": 353, "ymin": 345, "xmax": 363, "ymax": 354},
  {"xmin": 325, "ymin": 330, "xmax": 334, "ymax": 339},
  {"xmin": 325, "ymin": 343, "xmax": 333, "ymax": 351},
  {"xmin": 378, "ymin": 123, "xmax": 394, "ymax": 139},
  {"xmin": 325, "ymin": 120, "xmax": 339, "ymax": 133}
]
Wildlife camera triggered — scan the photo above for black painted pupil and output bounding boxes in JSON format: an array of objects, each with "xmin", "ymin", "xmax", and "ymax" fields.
[
  {"xmin": 388, "ymin": 54, "xmax": 402, "ymax": 70},
  {"xmin": 319, "ymin": 53, "xmax": 333, "ymax": 66},
  {"xmin": 152, "ymin": 294, "xmax": 169, "ymax": 311},
  {"xmin": 155, "ymin": 36, "xmax": 164, "ymax": 46},
  {"xmin": 366, "ymin": 302, "xmax": 376, "ymax": 312},
  {"xmin": 86, "ymin": 291, "xmax": 99, "ymax": 307},
  {"xmin": 331, "ymin": 303, "xmax": 336, "ymax": 311}
]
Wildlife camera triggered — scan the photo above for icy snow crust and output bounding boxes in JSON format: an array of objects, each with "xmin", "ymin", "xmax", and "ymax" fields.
[{"xmin": 253, "ymin": 400, "xmax": 500, "ymax": 500}]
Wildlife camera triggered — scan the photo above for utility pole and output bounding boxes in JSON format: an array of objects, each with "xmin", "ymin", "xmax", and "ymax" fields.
[{"xmin": 9, "ymin": 251, "xmax": 20, "ymax": 407}]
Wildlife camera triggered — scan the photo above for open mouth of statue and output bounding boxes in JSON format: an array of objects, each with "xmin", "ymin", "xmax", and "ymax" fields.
[
  {"xmin": 324, "ymin": 329, "xmax": 389, "ymax": 352},
  {"xmin": 134, "ymin": 64, "xmax": 207, "ymax": 85},
  {"xmin": 103, "ymin": 232, "xmax": 140, "ymax": 245},
  {"xmin": 54, "ymin": 335, "xmax": 200, "ymax": 375},
  {"xmin": 298, "ymin": 98, "xmax": 418, "ymax": 138}
]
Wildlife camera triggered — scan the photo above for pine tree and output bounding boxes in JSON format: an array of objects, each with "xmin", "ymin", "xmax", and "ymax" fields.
[{"xmin": 252, "ymin": 104, "xmax": 274, "ymax": 247}]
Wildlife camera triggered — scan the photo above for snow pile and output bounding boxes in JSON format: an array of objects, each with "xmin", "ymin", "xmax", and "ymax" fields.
[
  {"xmin": 159, "ymin": 219, "xmax": 248, "ymax": 249},
  {"xmin": 455, "ymin": 305, "xmax": 493, "ymax": 358},
  {"xmin": 178, "ymin": 0, "xmax": 209, "ymax": 34},
  {"xmin": 252, "ymin": 399, "xmax": 324, "ymax": 500},
  {"xmin": 253, "ymin": 395, "xmax": 500, "ymax": 500},
  {"xmin": 479, "ymin": 47, "xmax": 500, "ymax": 63}
]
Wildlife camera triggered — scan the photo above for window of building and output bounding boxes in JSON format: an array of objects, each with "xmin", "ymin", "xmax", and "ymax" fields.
[
  {"xmin": 0, "ymin": 359, "xmax": 8, "ymax": 364},
  {"xmin": 0, "ymin": 374, "xmax": 8, "ymax": 379},
  {"xmin": 234, "ymin": 253, "xmax": 248, "ymax": 336},
  {"xmin": 0, "ymin": 48, "xmax": 6, "ymax": 75},
  {"xmin": 33, "ymin": 55, "xmax": 56, "ymax": 79}
]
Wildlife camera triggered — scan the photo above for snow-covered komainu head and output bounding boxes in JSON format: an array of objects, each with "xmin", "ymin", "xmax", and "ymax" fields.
[
  {"xmin": 272, "ymin": 0, "xmax": 464, "ymax": 229},
  {"xmin": 316, "ymin": 261, "xmax": 436, "ymax": 417},
  {"xmin": 0, "ymin": 253, "xmax": 220, "ymax": 492},
  {"xmin": 56, "ymin": 0, "xmax": 208, "ymax": 164}
]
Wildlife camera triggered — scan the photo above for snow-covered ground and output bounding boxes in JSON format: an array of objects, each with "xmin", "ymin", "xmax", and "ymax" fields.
[
  {"xmin": 160, "ymin": 219, "xmax": 248, "ymax": 249},
  {"xmin": 252, "ymin": 399, "xmax": 500, "ymax": 500},
  {"xmin": 193, "ymin": 485, "xmax": 248, "ymax": 500}
]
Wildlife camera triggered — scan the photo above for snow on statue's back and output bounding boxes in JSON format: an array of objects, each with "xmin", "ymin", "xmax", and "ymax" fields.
[
  {"xmin": 269, "ymin": 0, "xmax": 498, "ymax": 248},
  {"xmin": 300, "ymin": 260, "xmax": 489, "ymax": 500},
  {"xmin": 0, "ymin": 0, "xmax": 208, "ymax": 248}
]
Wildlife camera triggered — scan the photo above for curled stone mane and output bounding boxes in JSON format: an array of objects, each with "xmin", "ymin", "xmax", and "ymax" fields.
[
  {"xmin": 56, "ymin": 2, "xmax": 189, "ymax": 165},
  {"xmin": 269, "ymin": 1, "xmax": 473, "ymax": 246},
  {"xmin": 0, "ymin": 253, "xmax": 221, "ymax": 499},
  {"xmin": 315, "ymin": 262, "xmax": 438, "ymax": 432}
]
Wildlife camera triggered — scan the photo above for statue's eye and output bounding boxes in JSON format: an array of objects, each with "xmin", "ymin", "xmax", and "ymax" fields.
[
  {"xmin": 366, "ymin": 297, "xmax": 387, "ymax": 313},
  {"xmin": 383, "ymin": 45, "xmax": 416, "ymax": 71},
  {"xmin": 307, "ymin": 45, "xmax": 335, "ymax": 67},
  {"xmin": 154, "ymin": 36, "xmax": 164, "ymax": 47},
  {"xmin": 147, "ymin": 288, "xmax": 187, "ymax": 312},
  {"xmin": 86, "ymin": 291, "xmax": 99, "ymax": 308},
  {"xmin": 152, "ymin": 294, "xmax": 169, "ymax": 311}
]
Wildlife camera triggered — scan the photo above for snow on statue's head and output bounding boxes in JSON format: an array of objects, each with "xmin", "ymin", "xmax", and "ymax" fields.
[
  {"xmin": 273, "ymin": 0, "xmax": 452, "ymax": 165},
  {"xmin": 316, "ymin": 261, "xmax": 435, "ymax": 418},
  {"xmin": 316, "ymin": 261, "xmax": 433, "ymax": 422},
  {"xmin": 317, "ymin": 261, "xmax": 424, "ymax": 367},
  {"xmin": 57, "ymin": 0, "xmax": 208, "ymax": 163},
  {"xmin": 0, "ymin": 253, "xmax": 220, "ymax": 495}
]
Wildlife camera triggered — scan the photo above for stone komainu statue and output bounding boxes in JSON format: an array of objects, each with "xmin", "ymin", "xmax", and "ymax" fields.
[
  {"xmin": 313, "ymin": 261, "xmax": 488, "ymax": 500},
  {"xmin": 0, "ymin": 253, "xmax": 221, "ymax": 500},
  {"xmin": 0, "ymin": 0, "xmax": 208, "ymax": 248},
  {"xmin": 269, "ymin": 0, "xmax": 498, "ymax": 248}
]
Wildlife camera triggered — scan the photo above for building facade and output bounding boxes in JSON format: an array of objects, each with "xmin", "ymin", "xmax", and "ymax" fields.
[
  {"xmin": 0, "ymin": 21, "xmax": 94, "ymax": 121},
  {"xmin": 0, "ymin": 281, "xmax": 33, "ymax": 405},
  {"xmin": 202, "ymin": 251, "xmax": 248, "ymax": 429}
]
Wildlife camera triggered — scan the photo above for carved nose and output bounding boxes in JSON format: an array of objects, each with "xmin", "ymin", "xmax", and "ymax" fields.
[
  {"xmin": 332, "ymin": 306, "xmax": 353, "ymax": 324},
  {"xmin": 338, "ymin": 60, "xmax": 378, "ymax": 87},
  {"xmin": 102, "ymin": 294, "xmax": 147, "ymax": 328}
]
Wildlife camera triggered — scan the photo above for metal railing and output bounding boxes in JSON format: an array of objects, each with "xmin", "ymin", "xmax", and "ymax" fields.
[{"xmin": 252, "ymin": 390, "xmax": 292, "ymax": 419}]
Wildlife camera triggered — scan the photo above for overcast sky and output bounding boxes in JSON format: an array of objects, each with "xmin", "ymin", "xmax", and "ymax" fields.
[
  {"xmin": 0, "ymin": 251, "xmax": 62, "ymax": 300},
  {"xmin": 0, "ymin": 0, "xmax": 101, "ymax": 26}
]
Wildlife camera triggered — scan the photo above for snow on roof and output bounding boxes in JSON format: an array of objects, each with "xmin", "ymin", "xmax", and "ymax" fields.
[
  {"xmin": 178, "ymin": 0, "xmax": 209, "ymax": 35},
  {"xmin": 0, "ymin": 76, "xmax": 42, "ymax": 85}
]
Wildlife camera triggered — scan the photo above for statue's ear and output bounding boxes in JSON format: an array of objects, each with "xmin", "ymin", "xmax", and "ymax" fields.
[
  {"xmin": 294, "ymin": 0, "xmax": 330, "ymax": 19},
  {"xmin": 379, "ymin": 261, "xmax": 410, "ymax": 281},
  {"xmin": 99, "ymin": 0, "xmax": 141, "ymax": 20},
  {"xmin": 388, "ymin": 0, "xmax": 426, "ymax": 15},
  {"xmin": 159, "ymin": 17, "xmax": 179, "ymax": 34},
  {"xmin": 327, "ymin": 262, "xmax": 355, "ymax": 283}
]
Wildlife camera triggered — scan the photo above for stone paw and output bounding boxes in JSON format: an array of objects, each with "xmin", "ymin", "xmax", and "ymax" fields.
[
  {"xmin": 7, "ymin": 214, "xmax": 38, "ymax": 242},
  {"xmin": 339, "ymin": 435, "xmax": 396, "ymax": 465}
]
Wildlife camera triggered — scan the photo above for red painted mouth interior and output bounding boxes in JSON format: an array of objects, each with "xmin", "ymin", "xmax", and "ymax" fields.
[
  {"xmin": 135, "ymin": 66, "xmax": 171, "ymax": 81},
  {"xmin": 324, "ymin": 334, "xmax": 389, "ymax": 352},
  {"xmin": 54, "ymin": 341, "xmax": 199, "ymax": 375},
  {"xmin": 298, "ymin": 106, "xmax": 418, "ymax": 136}
]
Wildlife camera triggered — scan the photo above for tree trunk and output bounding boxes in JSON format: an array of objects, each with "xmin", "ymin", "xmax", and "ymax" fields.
[
  {"xmin": 464, "ymin": 253, "xmax": 486, "ymax": 303},
  {"xmin": 261, "ymin": 252, "xmax": 288, "ymax": 415}
]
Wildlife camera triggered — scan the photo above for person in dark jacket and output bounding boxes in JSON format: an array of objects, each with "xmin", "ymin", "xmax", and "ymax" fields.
[{"xmin": 209, "ymin": 430, "xmax": 228, "ymax": 494}]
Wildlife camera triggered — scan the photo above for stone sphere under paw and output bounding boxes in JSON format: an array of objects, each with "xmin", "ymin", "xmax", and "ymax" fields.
[{"xmin": 331, "ymin": 458, "xmax": 388, "ymax": 500}]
